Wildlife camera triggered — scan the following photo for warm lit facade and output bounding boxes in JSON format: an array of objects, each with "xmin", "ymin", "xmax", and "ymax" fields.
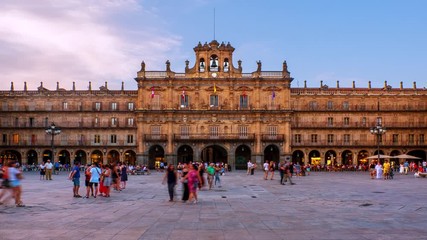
[{"xmin": 1, "ymin": 40, "xmax": 426, "ymax": 169}]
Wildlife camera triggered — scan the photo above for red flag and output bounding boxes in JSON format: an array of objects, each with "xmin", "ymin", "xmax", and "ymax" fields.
[
  {"xmin": 151, "ymin": 87, "xmax": 155, "ymax": 98},
  {"xmin": 181, "ymin": 88, "xmax": 186, "ymax": 100}
]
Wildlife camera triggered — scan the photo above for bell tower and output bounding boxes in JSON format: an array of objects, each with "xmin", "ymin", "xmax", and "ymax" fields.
[{"xmin": 185, "ymin": 40, "xmax": 242, "ymax": 78}]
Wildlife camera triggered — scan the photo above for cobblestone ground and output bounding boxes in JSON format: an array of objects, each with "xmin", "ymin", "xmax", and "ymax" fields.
[{"xmin": 0, "ymin": 170, "xmax": 426, "ymax": 240}]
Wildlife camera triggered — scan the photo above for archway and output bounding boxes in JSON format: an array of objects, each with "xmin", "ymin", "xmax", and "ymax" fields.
[
  {"xmin": 90, "ymin": 150, "xmax": 103, "ymax": 164},
  {"xmin": 341, "ymin": 150, "xmax": 352, "ymax": 166},
  {"xmin": 201, "ymin": 145, "xmax": 228, "ymax": 164},
  {"xmin": 124, "ymin": 150, "xmax": 136, "ymax": 166},
  {"xmin": 308, "ymin": 150, "xmax": 321, "ymax": 165},
  {"xmin": 357, "ymin": 150, "xmax": 369, "ymax": 170},
  {"xmin": 235, "ymin": 144, "xmax": 251, "ymax": 170},
  {"xmin": 26, "ymin": 150, "xmax": 38, "ymax": 165},
  {"xmin": 148, "ymin": 145, "xmax": 165, "ymax": 169},
  {"xmin": 107, "ymin": 150, "xmax": 120, "ymax": 163},
  {"xmin": 42, "ymin": 150, "xmax": 52, "ymax": 162},
  {"xmin": 407, "ymin": 150, "xmax": 426, "ymax": 163},
  {"xmin": 264, "ymin": 144, "xmax": 280, "ymax": 166},
  {"xmin": 0, "ymin": 150, "xmax": 21, "ymax": 165},
  {"xmin": 58, "ymin": 150, "xmax": 71, "ymax": 165},
  {"xmin": 325, "ymin": 150, "xmax": 337, "ymax": 168},
  {"xmin": 74, "ymin": 150, "xmax": 87, "ymax": 165},
  {"xmin": 292, "ymin": 150, "xmax": 305, "ymax": 164},
  {"xmin": 177, "ymin": 145, "xmax": 194, "ymax": 164}
]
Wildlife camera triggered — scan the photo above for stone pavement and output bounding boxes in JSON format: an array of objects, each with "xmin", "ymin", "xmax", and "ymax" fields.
[{"xmin": 1, "ymin": 169, "xmax": 427, "ymax": 240}]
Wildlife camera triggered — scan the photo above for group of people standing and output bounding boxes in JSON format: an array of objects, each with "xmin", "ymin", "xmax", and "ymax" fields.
[
  {"xmin": 69, "ymin": 161, "xmax": 128, "ymax": 198},
  {"xmin": 162, "ymin": 162, "xmax": 224, "ymax": 204},
  {"xmin": 370, "ymin": 160, "xmax": 393, "ymax": 180}
]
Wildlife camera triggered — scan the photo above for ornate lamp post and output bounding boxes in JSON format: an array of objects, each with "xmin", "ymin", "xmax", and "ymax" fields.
[
  {"xmin": 45, "ymin": 122, "xmax": 61, "ymax": 161},
  {"xmin": 370, "ymin": 117, "xmax": 386, "ymax": 163}
]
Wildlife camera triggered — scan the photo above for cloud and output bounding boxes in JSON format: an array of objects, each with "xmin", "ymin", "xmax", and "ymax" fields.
[{"xmin": 0, "ymin": 0, "xmax": 182, "ymax": 91}]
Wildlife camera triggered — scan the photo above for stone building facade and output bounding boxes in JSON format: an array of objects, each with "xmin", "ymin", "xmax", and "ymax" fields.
[{"xmin": 0, "ymin": 40, "xmax": 426, "ymax": 169}]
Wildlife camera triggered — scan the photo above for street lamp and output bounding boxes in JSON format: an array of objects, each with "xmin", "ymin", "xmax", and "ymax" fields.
[
  {"xmin": 45, "ymin": 122, "xmax": 61, "ymax": 161},
  {"xmin": 370, "ymin": 117, "xmax": 386, "ymax": 163}
]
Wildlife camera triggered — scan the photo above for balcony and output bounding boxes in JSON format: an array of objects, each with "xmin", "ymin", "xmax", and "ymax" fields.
[
  {"xmin": 261, "ymin": 134, "xmax": 285, "ymax": 142},
  {"xmin": 144, "ymin": 134, "xmax": 168, "ymax": 142},
  {"xmin": 173, "ymin": 134, "xmax": 256, "ymax": 142},
  {"xmin": 291, "ymin": 122, "xmax": 427, "ymax": 129},
  {"xmin": 0, "ymin": 140, "xmax": 137, "ymax": 147},
  {"xmin": 291, "ymin": 139, "xmax": 427, "ymax": 148}
]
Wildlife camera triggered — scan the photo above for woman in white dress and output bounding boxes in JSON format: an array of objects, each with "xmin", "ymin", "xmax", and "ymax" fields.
[
  {"xmin": 399, "ymin": 163, "xmax": 404, "ymax": 174},
  {"xmin": 375, "ymin": 162, "xmax": 383, "ymax": 179}
]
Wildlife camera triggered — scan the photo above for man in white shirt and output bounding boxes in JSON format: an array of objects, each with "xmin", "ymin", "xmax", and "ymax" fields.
[
  {"xmin": 247, "ymin": 160, "xmax": 253, "ymax": 175},
  {"xmin": 44, "ymin": 159, "xmax": 53, "ymax": 180}
]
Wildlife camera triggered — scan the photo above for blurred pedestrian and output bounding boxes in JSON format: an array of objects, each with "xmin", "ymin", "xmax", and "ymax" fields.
[
  {"xmin": 69, "ymin": 161, "xmax": 82, "ymax": 198},
  {"xmin": 162, "ymin": 164, "xmax": 178, "ymax": 202}
]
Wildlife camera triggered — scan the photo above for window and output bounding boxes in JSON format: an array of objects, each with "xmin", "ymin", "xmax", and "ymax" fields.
[
  {"xmin": 111, "ymin": 117, "xmax": 118, "ymax": 127},
  {"xmin": 239, "ymin": 125, "xmax": 248, "ymax": 137},
  {"xmin": 294, "ymin": 134, "xmax": 301, "ymax": 143},
  {"xmin": 267, "ymin": 126, "xmax": 278, "ymax": 136},
  {"xmin": 409, "ymin": 134, "xmax": 415, "ymax": 144},
  {"xmin": 128, "ymin": 102, "xmax": 134, "ymax": 111},
  {"xmin": 180, "ymin": 95, "xmax": 189, "ymax": 108},
  {"xmin": 311, "ymin": 134, "xmax": 318, "ymax": 143},
  {"xmin": 127, "ymin": 118, "xmax": 134, "ymax": 127},
  {"xmin": 344, "ymin": 134, "xmax": 350, "ymax": 143},
  {"xmin": 111, "ymin": 102, "xmax": 118, "ymax": 111},
  {"xmin": 361, "ymin": 117, "xmax": 367, "ymax": 127},
  {"xmin": 240, "ymin": 95, "xmax": 248, "ymax": 109},
  {"xmin": 2, "ymin": 134, "xmax": 7, "ymax": 144},
  {"xmin": 223, "ymin": 58, "xmax": 229, "ymax": 72},
  {"xmin": 31, "ymin": 134, "xmax": 36, "ymax": 145},
  {"xmin": 327, "ymin": 117, "xmax": 334, "ymax": 126},
  {"xmin": 12, "ymin": 134, "xmax": 19, "ymax": 144},
  {"xmin": 110, "ymin": 134, "xmax": 117, "ymax": 144},
  {"xmin": 376, "ymin": 117, "xmax": 382, "ymax": 126},
  {"xmin": 2, "ymin": 102, "xmax": 8, "ymax": 111},
  {"xmin": 343, "ymin": 101, "xmax": 349, "ymax": 110},
  {"xmin": 210, "ymin": 95, "xmax": 219, "ymax": 107},
  {"xmin": 180, "ymin": 125, "xmax": 190, "ymax": 138},
  {"xmin": 94, "ymin": 117, "xmax": 99, "ymax": 127},
  {"xmin": 151, "ymin": 125, "xmax": 161, "ymax": 135},
  {"xmin": 14, "ymin": 117, "xmax": 19, "ymax": 127},
  {"xmin": 152, "ymin": 95, "xmax": 160, "ymax": 110},
  {"xmin": 327, "ymin": 101, "xmax": 333, "ymax": 110},
  {"xmin": 62, "ymin": 102, "xmax": 68, "ymax": 110},
  {"xmin": 95, "ymin": 102, "xmax": 101, "ymax": 111},
  {"xmin": 343, "ymin": 117, "xmax": 350, "ymax": 126},
  {"xmin": 359, "ymin": 103, "xmax": 366, "ymax": 110},
  {"xmin": 94, "ymin": 134, "xmax": 101, "ymax": 144},
  {"xmin": 309, "ymin": 101, "xmax": 318, "ymax": 110},
  {"xmin": 420, "ymin": 134, "xmax": 425, "ymax": 144},
  {"xmin": 127, "ymin": 134, "xmax": 134, "ymax": 144},
  {"xmin": 199, "ymin": 58, "xmax": 205, "ymax": 72},
  {"xmin": 392, "ymin": 134, "xmax": 399, "ymax": 144},
  {"xmin": 29, "ymin": 117, "xmax": 34, "ymax": 127},
  {"xmin": 327, "ymin": 134, "xmax": 334, "ymax": 143},
  {"xmin": 210, "ymin": 126, "xmax": 219, "ymax": 137}
]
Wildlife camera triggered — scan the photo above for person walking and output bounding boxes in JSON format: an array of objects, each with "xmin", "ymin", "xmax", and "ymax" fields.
[
  {"xmin": 8, "ymin": 160, "xmax": 25, "ymax": 207},
  {"xmin": 39, "ymin": 161, "xmax": 46, "ymax": 180},
  {"xmin": 279, "ymin": 161, "xmax": 286, "ymax": 185},
  {"xmin": 214, "ymin": 163, "xmax": 222, "ymax": 188},
  {"xmin": 44, "ymin": 159, "xmax": 53, "ymax": 180},
  {"xmin": 283, "ymin": 161, "xmax": 295, "ymax": 185},
  {"xmin": 162, "ymin": 164, "xmax": 178, "ymax": 202},
  {"xmin": 184, "ymin": 163, "xmax": 202, "ymax": 204},
  {"xmin": 69, "ymin": 161, "xmax": 82, "ymax": 198},
  {"xmin": 181, "ymin": 163, "xmax": 189, "ymax": 203},
  {"xmin": 102, "ymin": 164, "xmax": 112, "ymax": 197},
  {"xmin": 206, "ymin": 163, "xmax": 215, "ymax": 190},
  {"xmin": 269, "ymin": 160, "xmax": 276, "ymax": 180},
  {"xmin": 120, "ymin": 163, "xmax": 128, "ymax": 189},
  {"xmin": 263, "ymin": 160, "xmax": 269, "ymax": 180}
]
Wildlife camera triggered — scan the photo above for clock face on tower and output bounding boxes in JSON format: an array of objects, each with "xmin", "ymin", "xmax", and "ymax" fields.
[{"xmin": 211, "ymin": 72, "xmax": 217, "ymax": 78}]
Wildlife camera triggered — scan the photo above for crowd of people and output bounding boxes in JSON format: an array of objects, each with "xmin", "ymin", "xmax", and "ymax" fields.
[
  {"xmin": 69, "ymin": 161, "xmax": 129, "ymax": 198},
  {"xmin": 2, "ymin": 158, "xmax": 426, "ymax": 207}
]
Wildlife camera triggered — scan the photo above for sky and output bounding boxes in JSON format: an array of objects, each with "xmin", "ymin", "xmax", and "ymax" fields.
[{"xmin": 1, "ymin": 0, "xmax": 426, "ymax": 91}]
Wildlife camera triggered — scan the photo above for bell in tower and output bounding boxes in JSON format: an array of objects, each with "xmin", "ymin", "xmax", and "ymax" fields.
[{"xmin": 210, "ymin": 55, "xmax": 218, "ymax": 71}]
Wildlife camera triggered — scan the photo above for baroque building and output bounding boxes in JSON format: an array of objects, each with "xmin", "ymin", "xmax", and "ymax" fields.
[{"xmin": 0, "ymin": 40, "xmax": 426, "ymax": 169}]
